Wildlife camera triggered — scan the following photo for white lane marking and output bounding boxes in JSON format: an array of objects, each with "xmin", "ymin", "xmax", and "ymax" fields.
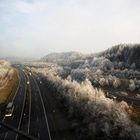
[
  {"xmin": 38, "ymin": 133, "xmax": 40, "ymax": 139},
  {"xmin": 15, "ymin": 70, "xmax": 27, "ymax": 140},
  {"xmin": 4, "ymin": 132, "xmax": 8, "ymax": 140},
  {"xmin": 27, "ymin": 74, "xmax": 31, "ymax": 134},
  {"xmin": 33, "ymin": 77, "xmax": 52, "ymax": 140},
  {"xmin": 0, "ymin": 116, "xmax": 6, "ymax": 129}
]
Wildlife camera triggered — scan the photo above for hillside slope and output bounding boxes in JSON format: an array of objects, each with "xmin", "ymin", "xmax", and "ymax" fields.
[
  {"xmin": 41, "ymin": 52, "xmax": 84, "ymax": 64},
  {"xmin": 100, "ymin": 44, "xmax": 140, "ymax": 70},
  {"xmin": 0, "ymin": 60, "xmax": 18, "ymax": 104}
]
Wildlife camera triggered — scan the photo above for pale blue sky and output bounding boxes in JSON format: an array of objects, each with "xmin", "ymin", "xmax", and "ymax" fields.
[{"xmin": 0, "ymin": 0, "xmax": 140, "ymax": 58}]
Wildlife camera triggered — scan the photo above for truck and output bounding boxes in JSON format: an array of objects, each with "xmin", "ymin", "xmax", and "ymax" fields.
[{"xmin": 5, "ymin": 102, "xmax": 14, "ymax": 117}]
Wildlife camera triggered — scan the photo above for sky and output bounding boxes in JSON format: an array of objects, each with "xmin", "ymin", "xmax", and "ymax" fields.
[{"xmin": 0, "ymin": 0, "xmax": 140, "ymax": 58}]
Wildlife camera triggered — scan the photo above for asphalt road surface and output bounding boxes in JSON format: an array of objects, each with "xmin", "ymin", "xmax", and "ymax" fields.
[{"xmin": 0, "ymin": 67, "xmax": 53, "ymax": 140}]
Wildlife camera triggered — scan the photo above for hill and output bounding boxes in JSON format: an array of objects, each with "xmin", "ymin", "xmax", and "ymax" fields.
[
  {"xmin": 100, "ymin": 44, "xmax": 140, "ymax": 70},
  {"xmin": 41, "ymin": 52, "xmax": 84, "ymax": 64}
]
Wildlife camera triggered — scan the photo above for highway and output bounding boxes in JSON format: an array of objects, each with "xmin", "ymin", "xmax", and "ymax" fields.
[
  {"xmin": 29, "ymin": 75, "xmax": 52, "ymax": 140},
  {"xmin": 0, "ymin": 66, "xmax": 53, "ymax": 140}
]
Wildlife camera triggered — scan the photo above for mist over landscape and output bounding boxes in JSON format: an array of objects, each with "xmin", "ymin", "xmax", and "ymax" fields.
[
  {"xmin": 1, "ymin": 0, "xmax": 140, "ymax": 58},
  {"xmin": 1, "ymin": 0, "xmax": 140, "ymax": 140}
]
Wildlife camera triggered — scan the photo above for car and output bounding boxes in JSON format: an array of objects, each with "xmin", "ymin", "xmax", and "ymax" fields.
[
  {"xmin": 135, "ymin": 94, "xmax": 140, "ymax": 99},
  {"xmin": 108, "ymin": 94, "xmax": 117, "ymax": 100}
]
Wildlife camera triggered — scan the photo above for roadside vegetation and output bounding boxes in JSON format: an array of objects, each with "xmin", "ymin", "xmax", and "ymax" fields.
[
  {"xmin": 0, "ymin": 60, "xmax": 18, "ymax": 104},
  {"xmin": 25, "ymin": 44, "xmax": 140, "ymax": 140},
  {"xmin": 31, "ymin": 67, "xmax": 140, "ymax": 140}
]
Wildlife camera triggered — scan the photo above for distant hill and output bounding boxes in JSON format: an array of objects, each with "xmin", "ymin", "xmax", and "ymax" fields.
[
  {"xmin": 41, "ymin": 52, "xmax": 84, "ymax": 64},
  {"xmin": 3, "ymin": 56, "xmax": 37, "ymax": 64},
  {"xmin": 41, "ymin": 44, "xmax": 140, "ymax": 70}
]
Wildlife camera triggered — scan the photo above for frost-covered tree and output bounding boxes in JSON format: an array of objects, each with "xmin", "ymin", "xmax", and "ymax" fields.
[
  {"xmin": 101, "ymin": 58, "xmax": 114, "ymax": 71},
  {"xmin": 32, "ymin": 67, "xmax": 140, "ymax": 140},
  {"xmin": 99, "ymin": 77, "xmax": 106, "ymax": 86},
  {"xmin": 113, "ymin": 78, "xmax": 121, "ymax": 88},
  {"xmin": 129, "ymin": 79, "xmax": 136, "ymax": 91}
]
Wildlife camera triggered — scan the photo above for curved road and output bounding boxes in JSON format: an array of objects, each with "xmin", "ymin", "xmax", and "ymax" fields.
[{"xmin": 0, "ymin": 66, "xmax": 53, "ymax": 140}]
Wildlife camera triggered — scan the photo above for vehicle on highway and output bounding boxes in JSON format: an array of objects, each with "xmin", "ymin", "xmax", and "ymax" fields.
[
  {"xmin": 5, "ymin": 102, "xmax": 14, "ymax": 117},
  {"xmin": 108, "ymin": 94, "xmax": 117, "ymax": 100},
  {"xmin": 120, "ymin": 91, "xmax": 128, "ymax": 96}
]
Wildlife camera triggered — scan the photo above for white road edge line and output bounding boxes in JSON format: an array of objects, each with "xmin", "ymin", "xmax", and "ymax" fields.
[
  {"xmin": 33, "ymin": 77, "xmax": 52, "ymax": 140},
  {"xmin": 15, "ymin": 70, "xmax": 27, "ymax": 140},
  {"xmin": 4, "ymin": 132, "xmax": 8, "ymax": 140},
  {"xmin": 27, "ymin": 74, "xmax": 31, "ymax": 134}
]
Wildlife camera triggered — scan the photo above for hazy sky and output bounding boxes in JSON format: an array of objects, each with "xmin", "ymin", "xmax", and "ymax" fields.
[{"xmin": 0, "ymin": 0, "xmax": 140, "ymax": 58}]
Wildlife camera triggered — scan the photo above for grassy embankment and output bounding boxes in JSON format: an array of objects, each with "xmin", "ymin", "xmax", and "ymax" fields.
[{"xmin": 0, "ymin": 69, "xmax": 18, "ymax": 105}]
